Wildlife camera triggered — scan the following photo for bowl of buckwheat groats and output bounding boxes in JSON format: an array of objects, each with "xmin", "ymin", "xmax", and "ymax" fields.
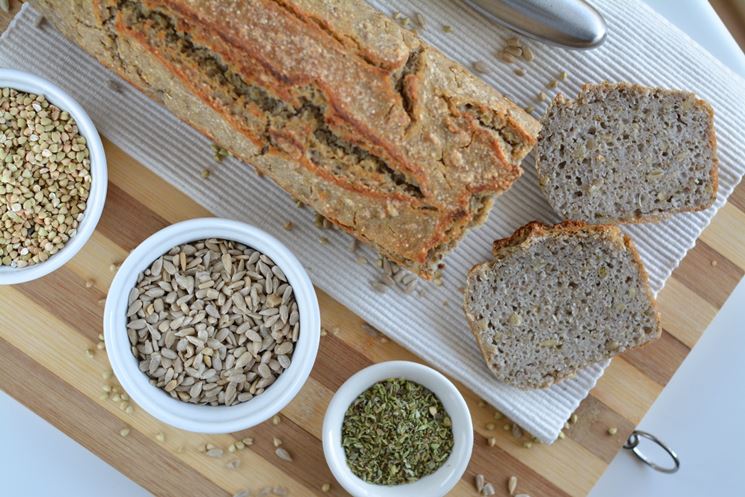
[
  {"xmin": 0, "ymin": 69, "xmax": 107, "ymax": 285},
  {"xmin": 104, "ymin": 217, "xmax": 320, "ymax": 433}
]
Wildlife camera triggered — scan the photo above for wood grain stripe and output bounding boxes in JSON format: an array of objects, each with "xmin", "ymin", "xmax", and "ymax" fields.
[
  {"xmin": 98, "ymin": 182, "xmax": 171, "ymax": 251},
  {"xmin": 726, "ymin": 180, "xmax": 745, "ymax": 212},
  {"xmin": 0, "ymin": 289, "xmax": 331, "ymax": 497},
  {"xmin": 700, "ymin": 202, "xmax": 745, "ymax": 271},
  {"xmin": 619, "ymin": 330, "xmax": 691, "ymax": 386},
  {"xmin": 592, "ymin": 358, "xmax": 662, "ymax": 424},
  {"xmin": 0, "ymin": 339, "xmax": 229, "ymax": 497},
  {"xmin": 656, "ymin": 277, "xmax": 718, "ymax": 348},
  {"xmin": 571, "ymin": 396, "xmax": 636, "ymax": 463},
  {"xmin": 674, "ymin": 240, "xmax": 743, "ymax": 308}
]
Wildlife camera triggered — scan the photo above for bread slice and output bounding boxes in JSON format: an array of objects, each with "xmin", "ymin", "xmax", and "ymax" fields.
[
  {"xmin": 463, "ymin": 221, "xmax": 661, "ymax": 389},
  {"xmin": 535, "ymin": 82, "xmax": 718, "ymax": 224}
]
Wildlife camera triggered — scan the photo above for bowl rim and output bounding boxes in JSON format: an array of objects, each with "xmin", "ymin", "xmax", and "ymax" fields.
[
  {"xmin": 0, "ymin": 68, "xmax": 107, "ymax": 284},
  {"xmin": 322, "ymin": 360, "xmax": 473, "ymax": 497},
  {"xmin": 104, "ymin": 217, "xmax": 320, "ymax": 433}
]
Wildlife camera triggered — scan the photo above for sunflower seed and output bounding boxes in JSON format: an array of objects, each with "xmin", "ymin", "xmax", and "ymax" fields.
[
  {"xmin": 126, "ymin": 239, "xmax": 300, "ymax": 406},
  {"xmin": 206, "ymin": 448, "xmax": 224, "ymax": 458},
  {"xmin": 508, "ymin": 476, "xmax": 518, "ymax": 495},
  {"xmin": 275, "ymin": 447, "xmax": 292, "ymax": 462},
  {"xmin": 475, "ymin": 474, "xmax": 486, "ymax": 492}
]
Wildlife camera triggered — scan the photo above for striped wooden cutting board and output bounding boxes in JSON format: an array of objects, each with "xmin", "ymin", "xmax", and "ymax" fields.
[{"xmin": 1, "ymin": 5, "xmax": 743, "ymax": 497}]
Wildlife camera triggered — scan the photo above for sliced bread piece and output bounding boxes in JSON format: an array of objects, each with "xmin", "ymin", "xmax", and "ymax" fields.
[
  {"xmin": 464, "ymin": 221, "xmax": 661, "ymax": 389},
  {"xmin": 535, "ymin": 82, "xmax": 718, "ymax": 224}
]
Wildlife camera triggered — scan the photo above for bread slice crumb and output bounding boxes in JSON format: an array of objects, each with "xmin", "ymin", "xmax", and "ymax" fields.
[
  {"xmin": 535, "ymin": 82, "xmax": 718, "ymax": 224},
  {"xmin": 464, "ymin": 221, "xmax": 661, "ymax": 389}
]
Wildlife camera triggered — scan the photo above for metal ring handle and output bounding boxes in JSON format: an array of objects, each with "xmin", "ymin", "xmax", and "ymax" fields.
[{"xmin": 623, "ymin": 430, "xmax": 680, "ymax": 474}]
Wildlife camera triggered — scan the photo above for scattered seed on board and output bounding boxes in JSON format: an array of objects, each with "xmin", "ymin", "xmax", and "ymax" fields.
[
  {"xmin": 275, "ymin": 447, "xmax": 292, "ymax": 462},
  {"xmin": 472, "ymin": 61, "xmax": 489, "ymax": 74},
  {"xmin": 607, "ymin": 426, "xmax": 618, "ymax": 435},
  {"xmin": 206, "ymin": 448, "xmax": 224, "ymax": 458},
  {"xmin": 521, "ymin": 46, "xmax": 535, "ymax": 61},
  {"xmin": 226, "ymin": 459, "xmax": 241, "ymax": 470},
  {"xmin": 119, "ymin": 428, "xmax": 130, "ymax": 437},
  {"xmin": 508, "ymin": 475, "xmax": 518, "ymax": 495},
  {"xmin": 486, "ymin": 422, "xmax": 496, "ymax": 431},
  {"xmin": 514, "ymin": 68, "xmax": 525, "ymax": 77},
  {"xmin": 482, "ymin": 482, "xmax": 496, "ymax": 496},
  {"xmin": 85, "ymin": 348, "xmax": 94, "ymax": 358},
  {"xmin": 475, "ymin": 474, "xmax": 486, "ymax": 492},
  {"xmin": 571, "ymin": 413, "xmax": 579, "ymax": 424},
  {"xmin": 560, "ymin": 70, "xmax": 569, "ymax": 80},
  {"xmin": 321, "ymin": 483, "xmax": 331, "ymax": 492},
  {"xmin": 283, "ymin": 221, "xmax": 294, "ymax": 231},
  {"xmin": 413, "ymin": 12, "xmax": 425, "ymax": 28},
  {"xmin": 85, "ymin": 279, "xmax": 94, "ymax": 288},
  {"xmin": 211, "ymin": 143, "xmax": 230, "ymax": 162},
  {"xmin": 511, "ymin": 423, "xmax": 523, "ymax": 438},
  {"xmin": 523, "ymin": 441, "xmax": 533, "ymax": 449},
  {"xmin": 273, "ymin": 437, "xmax": 283, "ymax": 447},
  {"xmin": 487, "ymin": 436, "xmax": 497, "ymax": 447},
  {"xmin": 155, "ymin": 431, "xmax": 165, "ymax": 443},
  {"xmin": 272, "ymin": 415, "xmax": 281, "ymax": 425},
  {"xmin": 127, "ymin": 238, "xmax": 299, "ymax": 407}
]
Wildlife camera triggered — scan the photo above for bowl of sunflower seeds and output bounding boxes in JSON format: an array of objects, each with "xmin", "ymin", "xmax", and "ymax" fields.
[
  {"xmin": 0, "ymin": 69, "xmax": 107, "ymax": 284},
  {"xmin": 104, "ymin": 217, "xmax": 320, "ymax": 433}
]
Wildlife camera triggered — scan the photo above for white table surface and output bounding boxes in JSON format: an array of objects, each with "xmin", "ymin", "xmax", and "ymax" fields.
[{"xmin": 2, "ymin": 2, "xmax": 744, "ymax": 496}]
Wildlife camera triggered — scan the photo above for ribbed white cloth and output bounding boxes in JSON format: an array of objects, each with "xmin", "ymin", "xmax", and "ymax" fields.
[{"xmin": 2, "ymin": 2, "xmax": 743, "ymax": 442}]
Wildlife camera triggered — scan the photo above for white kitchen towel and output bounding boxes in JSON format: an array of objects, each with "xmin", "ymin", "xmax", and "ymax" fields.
[{"xmin": 2, "ymin": 1, "xmax": 743, "ymax": 443}]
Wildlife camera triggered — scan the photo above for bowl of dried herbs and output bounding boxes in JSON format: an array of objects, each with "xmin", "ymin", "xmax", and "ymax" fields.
[{"xmin": 322, "ymin": 360, "xmax": 473, "ymax": 497}]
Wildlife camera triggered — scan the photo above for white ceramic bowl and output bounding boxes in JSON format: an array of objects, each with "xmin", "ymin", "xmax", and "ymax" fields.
[
  {"xmin": 322, "ymin": 361, "xmax": 473, "ymax": 497},
  {"xmin": 0, "ymin": 69, "xmax": 107, "ymax": 285},
  {"xmin": 104, "ymin": 217, "xmax": 320, "ymax": 433}
]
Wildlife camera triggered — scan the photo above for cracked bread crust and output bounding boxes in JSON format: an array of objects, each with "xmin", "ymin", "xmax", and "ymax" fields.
[
  {"xmin": 464, "ymin": 221, "xmax": 662, "ymax": 389},
  {"xmin": 33, "ymin": 0, "xmax": 540, "ymax": 277}
]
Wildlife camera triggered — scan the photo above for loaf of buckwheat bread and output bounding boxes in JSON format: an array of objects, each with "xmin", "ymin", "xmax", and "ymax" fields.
[
  {"xmin": 33, "ymin": 0, "xmax": 540, "ymax": 277},
  {"xmin": 464, "ymin": 221, "xmax": 661, "ymax": 388},
  {"xmin": 536, "ymin": 82, "xmax": 718, "ymax": 224}
]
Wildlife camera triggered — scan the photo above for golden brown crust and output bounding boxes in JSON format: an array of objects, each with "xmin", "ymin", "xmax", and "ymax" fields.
[
  {"xmin": 465, "ymin": 220, "xmax": 662, "ymax": 389},
  {"xmin": 33, "ymin": 0, "xmax": 540, "ymax": 277}
]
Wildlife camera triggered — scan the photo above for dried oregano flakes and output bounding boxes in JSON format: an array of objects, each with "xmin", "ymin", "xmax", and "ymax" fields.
[{"xmin": 341, "ymin": 378, "xmax": 454, "ymax": 485}]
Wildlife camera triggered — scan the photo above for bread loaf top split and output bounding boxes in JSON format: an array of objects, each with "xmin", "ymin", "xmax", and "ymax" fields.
[{"xmin": 35, "ymin": 0, "xmax": 540, "ymax": 276}]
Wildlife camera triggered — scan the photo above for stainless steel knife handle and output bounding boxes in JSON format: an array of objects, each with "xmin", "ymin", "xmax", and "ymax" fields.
[{"xmin": 464, "ymin": 0, "xmax": 607, "ymax": 49}]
